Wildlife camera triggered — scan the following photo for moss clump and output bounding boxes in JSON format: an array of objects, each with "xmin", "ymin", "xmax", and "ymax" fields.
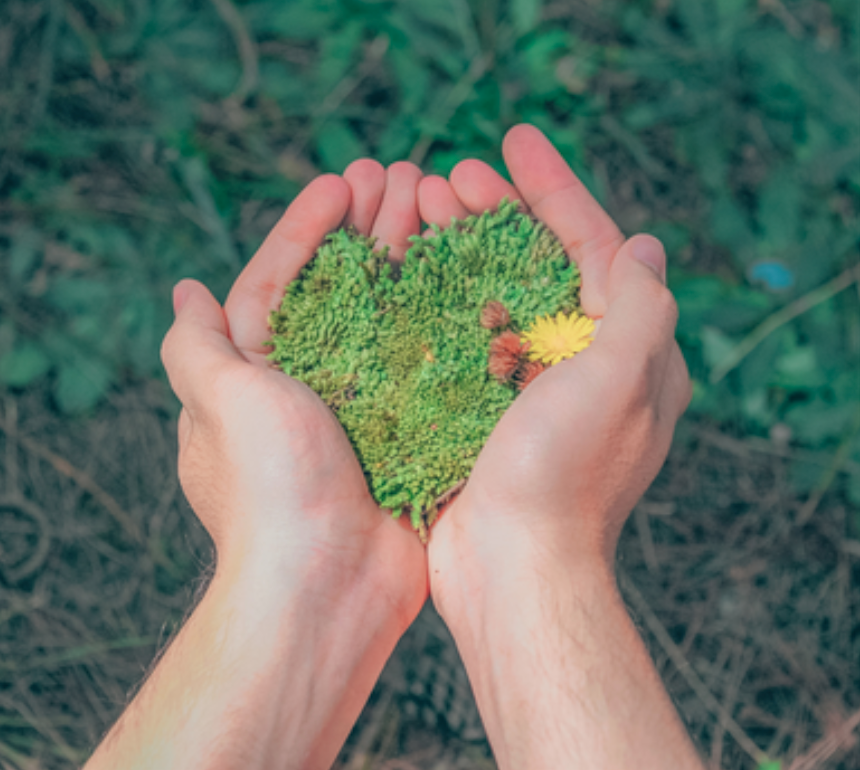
[{"xmin": 267, "ymin": 200, "xmax": 582, "ymax": 540}]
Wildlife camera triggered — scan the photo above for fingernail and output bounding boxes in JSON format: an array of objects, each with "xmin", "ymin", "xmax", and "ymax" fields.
[
  {"xmin": 633, "ymin": 237, "xmax": 666, "ymax": 283},
  {"xmin": 173, "ymin": 281, "xmax": 190, "ymax": 315}
]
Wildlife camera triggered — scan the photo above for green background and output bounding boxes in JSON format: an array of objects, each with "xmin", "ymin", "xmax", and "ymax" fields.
[{"xmin": 0, "ymin": 0, "xmax": 858, "ymax": 767}]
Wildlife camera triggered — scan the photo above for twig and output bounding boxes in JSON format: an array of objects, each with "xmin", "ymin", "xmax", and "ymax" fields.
[
  {"xmin": 600, "ymin": 114, "xmax": 670, "ymax": 181},
  {"xmin": 208, "ymin": 0, "xmax": 259, "ymax": 103},
  {"xmin": 408, "ymin": 54, "xmax": 491, "ymax": 167},
  {"xmin": 710, "ymin": 263, "xmax": 860, "ymax": 384},
  {"xmin": 758, "ymin": 0, "xmax": 805, "ymax": 38},
  {"xmin": 0, "ymin": 421, "xmax": 144, "ymax": 544},
  {"xmin": 619, "ymin": 572, "xmax": 768, "ymax": 765},
  {"xmin": 3, "ymin": 398, "xmax": 18, "ymax": 496},
  {"xmin": 9, "ymin": 636, "xmax": 157, "ymax": 674},
  {"xmin": 695, "ymin": 425, "xmax": 860, "ymax": 476},
  {"xmin": 709, "ymin": 644, "xmax": 754, "ymax": 770},
  {"xmin": 31, "ymin": 0, "xmax": 63, "ymax": 127},
  {"xmin": 0, "ymin": 496, "xmax": 52, "ymax": 583},
  {"xmin": 344, "ymin": 689, "xmax": 395, "ymax": 770},
  {"xmin": 796, "ymin": 404, "xmax": 860, "ymax": 526},
  {"xmin": 284, "ymin": 34, "xmax": 390, "ymax": 162},
  {"xmin": 62, "ymin": 0, "xmax": 110, "ymax": 81},
  {"xmin": 178, "ymin": 156, "xmax": 242, "ymax": 269},
  {"xmin": 788, "ymin": 707, "xmax": 860, "ymax": 770}
]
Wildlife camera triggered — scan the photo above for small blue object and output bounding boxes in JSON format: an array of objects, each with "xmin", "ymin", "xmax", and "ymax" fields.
[{"xmin": 748, "ymin": 261, "xmax": 795, "ymax": 291}]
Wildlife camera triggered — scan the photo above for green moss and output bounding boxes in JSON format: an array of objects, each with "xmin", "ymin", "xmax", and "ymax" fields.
[{"xmin": 267, "ymin": 201, "xmax": 582, "ymax": 540}]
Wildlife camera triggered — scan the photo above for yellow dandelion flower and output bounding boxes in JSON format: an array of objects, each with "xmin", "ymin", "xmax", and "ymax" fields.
[{"xmin": 521, "ymin": 311, "xmax": 595, "ymax": 366}]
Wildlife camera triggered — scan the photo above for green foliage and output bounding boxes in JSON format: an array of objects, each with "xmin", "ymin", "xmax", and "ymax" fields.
[
  {"xmin": 607, "ymin": 0, "xmax": 860, "ymax": 470},
  {"xmin": 1, "ymin": 0, "xmax": 857, "ymax": 490},
  {"xmin": 267, "ymin": 201, "xmax": 581, "ymax": 537}
]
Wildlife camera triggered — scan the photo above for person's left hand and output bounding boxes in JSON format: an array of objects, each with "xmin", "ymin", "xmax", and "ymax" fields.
[{"xmin": 161, "ymin": 162, "xmax": 428, "ymax": 629}]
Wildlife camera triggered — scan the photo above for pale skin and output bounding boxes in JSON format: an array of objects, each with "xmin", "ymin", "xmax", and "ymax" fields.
[{"xmin": 84, "ymin": 125, "xmax": 705, "ymax": 769}]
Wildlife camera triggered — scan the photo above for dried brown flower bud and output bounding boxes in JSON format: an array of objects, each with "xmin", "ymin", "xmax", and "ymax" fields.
[
  {"xmin": 480, "ymin": 300, "xmax": 511, "ymax": 330},
  {"xmin": 488, "ymin": 331, "xmax": 525, "ymax": 381},
  {"xmin": 515, "ymin": 361, "xmax": 546, "ymax": 391}
]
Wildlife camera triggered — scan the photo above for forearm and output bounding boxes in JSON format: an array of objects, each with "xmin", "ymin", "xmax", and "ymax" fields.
[
  {"xmin": 86, "ymin": 550, "xmax": 407, "ymax": 770},
  {"xmin": 439, "ymin": 546, "xmax": 704, "ymax": 769}
]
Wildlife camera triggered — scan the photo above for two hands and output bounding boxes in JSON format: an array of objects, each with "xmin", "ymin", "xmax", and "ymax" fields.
[{"xmin": 85, "ymin": 126, "xmax": 701, "ymax": 770}]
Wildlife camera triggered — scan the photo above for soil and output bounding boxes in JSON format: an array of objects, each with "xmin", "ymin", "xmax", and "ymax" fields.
[{"xmin": 0, "ymin": 381, "xmax": 857, "ymax": 769}]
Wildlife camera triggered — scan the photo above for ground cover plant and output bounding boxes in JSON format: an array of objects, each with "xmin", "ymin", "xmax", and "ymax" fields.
[
  {"xmin": 0, "ymin": 0, "xmax": 858, "ymax": 767},
  {"xmin": 267, "ymin": 202, "xmax": 588, "ymax": 538}
]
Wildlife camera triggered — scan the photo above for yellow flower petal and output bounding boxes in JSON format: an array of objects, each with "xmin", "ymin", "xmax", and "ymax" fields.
[{"xmin": 520, "ymin": 310, "xmax": 595, "ymax": 366}]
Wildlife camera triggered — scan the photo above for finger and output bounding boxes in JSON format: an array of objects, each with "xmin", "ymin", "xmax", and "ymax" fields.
[
  {"xmin": 589, "ymin": 235, "xmax": 677, "ymax": 389},
  {"xmin": 664, "ymin": 344, "xmax": 693, "ymax": 422},
  {"xmin": 343, "ymin": 158, "xmax": 386, "ymax": 233},
  {"xmin": 162, "ymin": 280, "xmax": 246, "ymax": 414},
  {"xmin": 417, "ymin": 175, "xmax": 469, "ymax": 228},
  {"xmin": 502, "ymin": 124, "xmax": 625, "ymax": 317},
  {"xmin": 449, "ymin": 159, "xmax": 523, "ymax": 215},
  {"xmin": 370, "ymin": 162, "xmax": 423, "ymax": 261},
  {"xmin": 224, "ymin": 174, "xmax": 351, "ymax": 355}
]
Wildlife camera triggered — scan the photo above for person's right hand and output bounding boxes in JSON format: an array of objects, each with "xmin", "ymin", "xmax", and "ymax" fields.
[
  {"xmin": 161, "ymin": 166, "xmax": 428, "ymax": 631},
  {"xmin": 418, "ymin": 125, "xmax": 692, "ymax": 621}
]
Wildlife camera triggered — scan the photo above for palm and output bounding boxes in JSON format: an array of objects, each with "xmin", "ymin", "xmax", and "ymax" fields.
[
  {"xmin": 416, "ymin": 125, "xmax": 637, "ymax": 608},
  {"xmin": 220, "ymin": 164, "xmax": 429, "ymax": 622}
]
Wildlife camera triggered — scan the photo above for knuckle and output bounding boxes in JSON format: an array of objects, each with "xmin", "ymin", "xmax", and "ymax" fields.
[
  {"xmin": 160, "ymin": 324, "xmax": 181, "ymax": 372},
  {"xmin": 647, "ymin": 281, "xmax": 679, "ymax": 325}
]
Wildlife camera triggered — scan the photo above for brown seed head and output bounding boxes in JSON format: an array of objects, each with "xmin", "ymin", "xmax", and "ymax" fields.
[
  {"xmin": 488, "ymin": 331, "xmax": 526, "ymax": 381},
  {"xmin": 515, "ymin": 361, "xmax": 547, "ymax": 391},
  {"xmin": 480, "ymin": 301, "xmax": 511, "ymax": 330}
]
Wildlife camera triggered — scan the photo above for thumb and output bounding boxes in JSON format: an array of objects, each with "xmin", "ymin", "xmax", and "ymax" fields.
[
  {"xmin": 161, "ymin": 279, "xmax": 246, "ymax": 411},
  {"xmin": 591, "ymin": 235, "xmax": 678, "ymax": 378}
]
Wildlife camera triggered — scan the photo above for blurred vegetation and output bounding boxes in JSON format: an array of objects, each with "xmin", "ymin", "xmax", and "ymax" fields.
[
  {"xmin": 2, "ymin": 0, "xmax": 858, "ymax": 459},
  {"xmin": 0, "ymin": 0, "xmax": 859, "ymax": 765}
]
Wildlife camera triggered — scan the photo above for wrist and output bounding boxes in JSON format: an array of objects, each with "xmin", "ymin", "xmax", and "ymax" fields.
[
  {"xmin": 212, "ymin": 505, "xmax": 425, "ymax": 640},
  {"xmin": 434, "ymin": 532, "xmax": 618, "ymax": 663},
  {"xmin": 200, "ymin": 537, "xmax": 415, "ymax": 769},
  {"xmin": 430, "ymin": 504, "xmax": 702, "ymax": 770},
  {"xmin": 430, "ymin": 495, "xmax": 618, "ymax": 638}
]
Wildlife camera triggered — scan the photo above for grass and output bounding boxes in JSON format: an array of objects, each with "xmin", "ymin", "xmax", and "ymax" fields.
[{"xmin": 0, "ymin": 0, "xmax": 858, "ymax": 767}]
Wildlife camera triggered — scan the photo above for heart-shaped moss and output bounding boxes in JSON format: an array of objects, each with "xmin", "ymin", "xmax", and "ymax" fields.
[{"xmin": 267, "ymin": 201, "xmax": 587, "ymax": 540}]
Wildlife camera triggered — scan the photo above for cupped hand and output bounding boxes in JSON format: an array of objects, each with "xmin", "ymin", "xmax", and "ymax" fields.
[
  {"xmin": 161, "ymin": 164, "xmax": 428, "ymax": 629},
  {"xmin": 417, "ymin": 126, "xmax": 692, "ymax": 619}
]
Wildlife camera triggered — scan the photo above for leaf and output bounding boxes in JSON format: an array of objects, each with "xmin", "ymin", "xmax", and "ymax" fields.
[
  {"xmin": 774, "ymin": 344, "xmax": 822, "ymax": 389},
  {"xmin": 388, "ymin": 45, "xmax": 432, "ymax": 114},
  {"xmin": 848, "ymin": 473, "xmax": 860, "ymax": 510},
  {"xmin": 47, "ymin": 277, "xmax": 112, "ymax": 314},
  {"xmin": 741, "ymin": 387, "xmax": 773, "ymax": 427},
  {"xmin": 247, "ymin": 1, "xmax": 336, "ymax": 40},
  {"xmin": 700, "ymin": 326, "xmax": 736, "ymax": 370},
  {"xmin": 375, "ymin": 115, "xmax": 417, "ymax": 165},
  {"xmin": 54, "ymin": 355, "xmax": 113, "ymax": 414},
  {"xmin": 258, "ymin": 61, "xmax": 310, "ymax": 107},
  {"xmin": 120, "ymin": 295, "xmax": 165, "ymax": 376},
  {"xmin": 9, "ymin": 227, "xmax": 43, "ymax": 282},
  {"xmin": 0, "ymin": 341, "xmax": 51, "ymax": 388},
  {"xmin": 406, "ymin": 0, "xmax": 471, "ymax": 40},
  {"xmin": 511, "ymin": 0, "xmax": 542, "ymax": 36},
  {"xmin": 786, "ymin": 399, "xmax": 857, "ymax": 446},
  {"xmin": 315, "ymin": 120, "xmax": 367, "ymax": 172},
  {"xmin": 758, "ymin": 168, "xmax": 802, "ymax": 250},
  {"xmin": 710, "ymin": 194, "xmax": 755, "ymax": 258},
  {"xmin": 316, "ymin": 22, "xmax": 363, "ymax": 94},
  {"xmin": 739, "ymin": 328, "xmax": 786, "ymax": 396}
]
